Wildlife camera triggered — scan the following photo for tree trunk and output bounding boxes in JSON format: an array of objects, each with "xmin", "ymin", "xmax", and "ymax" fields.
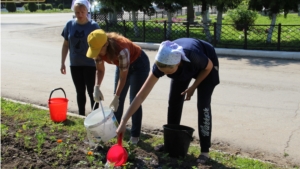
[
  {"xmin": 187, "ymin": 0, "xmax": 195, "ymax": 23},
  {"xmin": 266, "ymin": 13, "xmax": 276, "ymax": 43},
  {"xmin": 298, "ymin": 4, "xmax": 300, "ymax": 16},
  {"xmin": 132, "ymin": 11, "xmax": 139, "ymax": 37},
  {"xmin": 167, "ymin": 11, "xmax": 172, "ymax": 39},
  {"xmin": 216, "ymin": 9, "xmax": 223, "ymax": 42},
  {"xmin": 201, "ymin": 8, "xmax": 212, "ymax": 42}
]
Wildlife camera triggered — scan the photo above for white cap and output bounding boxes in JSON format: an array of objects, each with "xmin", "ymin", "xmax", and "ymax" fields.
[{"xmin": 155, "ymin": 40, "xmax": 190, "ymax": 65}]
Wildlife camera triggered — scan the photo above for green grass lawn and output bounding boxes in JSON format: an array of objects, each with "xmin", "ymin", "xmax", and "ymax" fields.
[{"xmin": 1, "ymin": 8, "xmax": 72, "ymax": 14}]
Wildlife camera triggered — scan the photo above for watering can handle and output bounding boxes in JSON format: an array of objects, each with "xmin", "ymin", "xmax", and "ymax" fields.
[
  {"xmin": 118, "ymin": 133, "xmax": 123, "ymax": 146},
  {"xmin": 49, "ymin": 88, "xmax": 67, "ymax": 100}
]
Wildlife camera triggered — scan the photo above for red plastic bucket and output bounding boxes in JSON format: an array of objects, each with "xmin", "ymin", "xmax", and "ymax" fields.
[{"xmin": 48, "ymin": 88, "xmax": 68, "ymax": 122}]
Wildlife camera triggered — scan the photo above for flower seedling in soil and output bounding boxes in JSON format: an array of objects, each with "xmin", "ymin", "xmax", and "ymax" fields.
[
  {"xmin": 86, "ymin": 153, "xmax": 95, "ymax": 165},
  {"xmin": 35, "ymin": 131, "xmax": 46, "ymax": 154},
  {"xmin": 1, "ymin": 124, "xmax": 9, "ymax": 137},
  {"xmin": 24, "ymin": 136, "xmax": 32, "ymax": 148}
]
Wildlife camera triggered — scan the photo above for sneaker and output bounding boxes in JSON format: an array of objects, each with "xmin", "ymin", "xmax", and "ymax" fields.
[{"xmin": 128, "ymin": 137, "xmax": 139, "ymax": 145}]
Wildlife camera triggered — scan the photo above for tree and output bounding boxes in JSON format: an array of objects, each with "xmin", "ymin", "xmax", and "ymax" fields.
[
  {"xmin": 99, "ymin": 0, "xmax": 153, "ymax": 37},
  {"xmin": 151, "ymin": 0, "xmax": 185, "ymax": 39},
  {"xmin": 6, "ymin": 3, "xmax": 16, "ymax": 12},
  {"xmin": 28, "ymin": 2, "xmax": 37, "ymax": 12},
  {"xmin": 213, "ymin": 0, "xmax": 242, "ymax": 42},
  {"xmin": 190, "ymin": 0, "xmax": 241, "ymax": 42},
  {"xmin": 249, "ymin": 0, "xmax": 300, "ymax": 43}
]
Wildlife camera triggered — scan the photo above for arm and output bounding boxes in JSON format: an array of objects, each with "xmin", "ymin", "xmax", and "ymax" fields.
[
  {"xmin": 95, "ymin": 60, "xmax": 105, "ymax": 86},
  {"xmin": 116, "ymin": 73, "xmax": 159, "ymax": 135},
  {"xmin": 181, "ymin": 58, "xmax": 213, "ymax": 100},
  {"xmin": 60, "ymin": 40, "xmax": 69, "ymax": 74}
]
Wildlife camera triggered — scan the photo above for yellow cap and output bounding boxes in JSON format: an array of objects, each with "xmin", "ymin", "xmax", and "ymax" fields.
[{"xmin": 86, "ymin": 29, "xmax": 107, "ymax": 59}]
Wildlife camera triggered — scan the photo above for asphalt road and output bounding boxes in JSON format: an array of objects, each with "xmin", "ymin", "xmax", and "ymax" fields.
[{"xmin": 1, "ymin": 13, "xmax": 300, "ymax": 166}]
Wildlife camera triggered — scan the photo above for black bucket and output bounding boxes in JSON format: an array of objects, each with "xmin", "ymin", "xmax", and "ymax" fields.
[{"xmin": 163, "ymin": 124, "xmax": 194, "ymax": 158}]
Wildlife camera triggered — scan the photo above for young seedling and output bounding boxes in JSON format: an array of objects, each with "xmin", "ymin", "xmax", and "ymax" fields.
[
  {"xmin": 22, "ymin": 124, "xmax": 27, "ymax": 130},
  {"xmin": 24, "ymin": 136, "xmax": 32, "ymax": 148},
  {"xmin": 35, "ymin": 131, "xmax": 46, "ymax": 154},
  {"xmin": 86, "ymin": 154, "xmax": 95, "ymax": 165},
  {"xmin": 1, "ymin": 124, "xmax": 9, "ymax": 137}
]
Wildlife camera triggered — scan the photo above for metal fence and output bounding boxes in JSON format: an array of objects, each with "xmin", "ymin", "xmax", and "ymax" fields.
[{"xmin": 91, "ymin": 13, "xmax": 300, "ymax": 52}]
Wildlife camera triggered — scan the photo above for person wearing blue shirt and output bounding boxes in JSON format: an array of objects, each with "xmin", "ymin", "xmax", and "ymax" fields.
[
  {"xmin": 116, "ymin": 38, "xmax": 220, "ymax": 164},
  {"xmin": 61, "ymin": 0, "xmax": 100, "ymax": 116}
]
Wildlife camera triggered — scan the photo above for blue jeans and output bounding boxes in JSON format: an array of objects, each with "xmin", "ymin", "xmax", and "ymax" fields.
[{"xmin": 114, "ymin": 50, "xmax": 150, "ymax": 137}]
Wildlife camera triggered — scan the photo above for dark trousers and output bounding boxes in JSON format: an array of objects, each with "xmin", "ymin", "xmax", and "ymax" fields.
[
  {"xmin": 168, "ymin": 79, "xmax": 216, "ymax": 153},
  {"xmin": 114, "ymin": 51, "xmax": 150, "ymax": 137},
  {"xmin": 70, "ymin": 66, "xmax": 98, "ymax": 116}
]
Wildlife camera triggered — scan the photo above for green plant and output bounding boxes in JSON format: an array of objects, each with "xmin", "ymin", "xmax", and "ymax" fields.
[
  {"xmin": 23, "ymin": 4, "xmax": 28, "ymax": 10},
  {"xmin": 1, "ymin": 124, "xmax": 9, "ymax": 137},
  {"xmin": 45, "ymin": 4, "xmax": 53, "ymax": 10},
  {"xmin": 5, "ymin": 3, "xmax": 16, "ymax": 12},
  {"xmin": 86, "ymin": 155, "xmax": 95, "ymax": 165},
  {"xmin": 35, "ymin": 131, "xmax": 46, "ymax": 154},
  {"xmin": 28, "ymin": 2, "xmax": 37, "ymax": 12},
  {"xmin": 24, "ymin": 136, "xmax": 32, "ymax": 148},
  {"xmin": 41, "ymin": 3, "xmax": 46, "ymax": 11},
  {"xmin": 226, "ymin": 3, "xmax": 258, "ymax": 31},
  {"xmin": 58, "ymin": 3, "xmax": 64, "ymax": 10}
]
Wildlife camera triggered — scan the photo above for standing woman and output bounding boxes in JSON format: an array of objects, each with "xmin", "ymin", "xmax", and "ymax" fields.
[
  {"xmin": 61, "ymin": 0, "xmax": 100, "ymax": 116},
  {"xmin": 86, "ymin": 29, "xmax": 150, "ymax": 144},
  {"xmin": 116, "ymin": 38, "xmax": 220, "ymax": 164}
]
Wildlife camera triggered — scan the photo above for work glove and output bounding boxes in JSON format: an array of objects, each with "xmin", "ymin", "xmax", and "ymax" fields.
[
  {"xmin": 93, "ymin": 86, "xmax": 104, "ymax": 102},
  {"xmin": 109, "ymin": 95, "xmax": 119, "ymax": 112}
]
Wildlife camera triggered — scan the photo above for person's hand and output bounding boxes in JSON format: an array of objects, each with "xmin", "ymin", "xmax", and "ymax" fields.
[
  {"xmin": 109, "ymin": 95, "xmax": 119, "ymax": 112},
  {"xmin": 181, "ymin": 87, "xmax": 196, "ymax": 101},
  {"xmin": 116, "ymin": 120, "xmax": 127, "ymax": 137},
  {"xmin": 60, "ymin": 64, "xmax": 66, "ymax": 74},
  {"xmin": 93, "ymin": 86, "xmax": 104, "ymax": 102}
]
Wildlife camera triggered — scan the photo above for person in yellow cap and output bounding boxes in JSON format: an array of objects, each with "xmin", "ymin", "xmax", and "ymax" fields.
[
  {"xmin": 61, "ymin": 0, "xmax": 100, "ymax": 116},
  {"xmin": 116, "ymin": 38, "xmax": 220, "ymax": 164},
  {"xmin": 86, "ymin": 29, "xmax": 150, "ymax": 144}
]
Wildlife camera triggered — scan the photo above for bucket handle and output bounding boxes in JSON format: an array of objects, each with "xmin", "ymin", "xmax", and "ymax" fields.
[
  {"xmin": 90, "ymin": 101, "xmax": 106, "ymax": 130},
  {"xmin": 49, "ymin": 88, "xmax": 67, "ymax": 100},
  {"xmin": 92, "ymin": 101, "xmax": 106, "ymax": 119},
  {"xmin": 182, "ymin": 130, "xmax": 194, "ymax": 141}
]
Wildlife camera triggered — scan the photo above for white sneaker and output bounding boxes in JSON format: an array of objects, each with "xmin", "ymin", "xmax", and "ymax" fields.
[{"xmin": 128, "ymin": 137, "xmax": 139, "ymax": 145}]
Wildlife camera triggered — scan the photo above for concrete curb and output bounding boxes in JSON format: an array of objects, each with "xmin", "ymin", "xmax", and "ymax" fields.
[
  {"xmin": 3, "ymin": 98, "xmax": 86, "ymax": 119},
  {"xmin": 134, "ymin": 42, "xmax": 300, "ymax": 60}
]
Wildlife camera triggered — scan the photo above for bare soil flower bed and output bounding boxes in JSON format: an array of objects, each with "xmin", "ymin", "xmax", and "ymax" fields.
[{"xmin": 1, "ymin": 114, "xmax": 212, "ymax": 169}]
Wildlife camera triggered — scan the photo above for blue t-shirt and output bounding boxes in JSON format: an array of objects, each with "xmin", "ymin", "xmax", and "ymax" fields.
[
  {"xmin": 152, "ymin": 38, "xmax": 219, "ymax": 85},
  {"xmin": 61, "ymin": 19, "xmax": 100, "ymax": 66}
]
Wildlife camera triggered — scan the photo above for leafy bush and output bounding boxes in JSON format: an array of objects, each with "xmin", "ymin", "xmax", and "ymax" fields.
[
  {"xmin": 28, "ymin": 2, "xmax": 37, "ymax": 12},
  {"xmin": 58, "ymin": 3, "xmax": 64, "ymax": 10},
  {"xmin": 5, "ymin": 3, "xmax": 16, "ymax": 12},
  {"xmin": 41, "ymin": 3, "xmax": 46, "ymax": 11},
  {"xmin": 23, "ymin": 4, "xmax": 28, "ymax": 10},
  {"xmin": 227, "ymin": 3, "xmax": 258, "ymax": 31},
  {"xmin": 45, "ymin": 4, "xmax": 53, "ymax": 10}
]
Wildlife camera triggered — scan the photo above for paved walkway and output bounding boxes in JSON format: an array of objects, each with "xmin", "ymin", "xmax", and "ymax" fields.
[{"xmin": 135, "ymin": 42, "xmax": 300, "ymax": 60}]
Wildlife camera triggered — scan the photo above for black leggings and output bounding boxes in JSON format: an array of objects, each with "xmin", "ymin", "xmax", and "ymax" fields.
[
  {"xmin": 167, "ymin": 79, "xmax": 216, "ymax": 153},
  {"xmin": 70, "ymin": 66, "xmax": 98, "ymax": 116}
]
